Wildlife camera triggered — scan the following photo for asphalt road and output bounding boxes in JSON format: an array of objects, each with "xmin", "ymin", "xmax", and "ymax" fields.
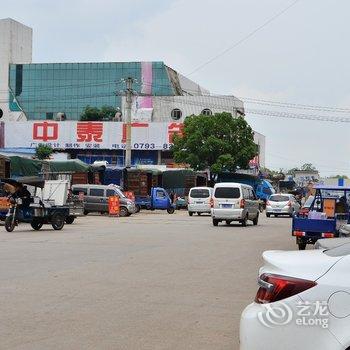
[{"xmin": 0, "ymin": 211, "xmax": 296, "ymax": 350}]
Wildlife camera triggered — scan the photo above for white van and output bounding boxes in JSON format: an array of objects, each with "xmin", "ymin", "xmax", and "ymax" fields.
[
  {"xmin": 188, "ymin": 187, "xmax": 213, "ymax": 216},
  {"xmin": 211, "ymin": 182, "xmax": 260, "ymax": 226}
]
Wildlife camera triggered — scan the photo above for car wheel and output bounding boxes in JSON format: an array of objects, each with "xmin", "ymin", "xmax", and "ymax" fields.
[
  {"xmin": 51, "ymin": 212, "xmax": 65, "ymax": 230},
  {"xmin": 83, "ymin": 210, "xmax": 89, "ymax": 216},
  {"xmin": 241, "ymin": 215, "xmax": 248, "ymax": 227},
  {"xmin": 225, "ymin": 220, "xmax": 232, "ymax": 225},
  {"xmin": 188, "ymin": 212, "xmax": 193, "ymax": 216},
  {"xmin": 65, "ymin": 216, "xmax": 75, "ymax": 224},
  {"xmin": 119, "ymin": 207, "xmax": 128, "ymax": 217},
  {"xmin": 135, "ymin": 205, "xmax": 141, "ymax": 213},
  {"xmin": 266, "ymin": 213, "xmax": 270, "ymax": 218},
  {"xmin": 253, "ymin": 213, "xmax": 259, "ymax": 226},
  {"xmin": 31, "ymin": 219, "xmax": 43, "ymax": 230},
  {"xmin": 167, "ymin": 207, "xmax": 175, "ymax": 214},
  {"xmin": 198, "ymin": 212, "xmax": 201, "ymax": 216},
  {"xmin": 5, "ymin": 216, "xmax": 16, "ymax": 232},
  {"xmin": 212, "ymin": 219, "xmax": 219, "ymax": 226},
  {"xmin": 274, "ymin": 214, "xmax": 278, "ymax": 218},
  {"xmin": 298, "ymin": 243, "xmax": 307, "ymax": 250}
]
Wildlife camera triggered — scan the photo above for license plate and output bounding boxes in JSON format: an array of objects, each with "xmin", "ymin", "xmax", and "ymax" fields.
[
  {"xmin": 274, "ymin": 209, "xmax": 282, "ymax": 212},
  {"xmin": 222, "ymin": 204, "xmax": 232, "ymax": 208},
  {"xmin": 196, "ymin": 201, "xmax": 203, "ymax": 204}
]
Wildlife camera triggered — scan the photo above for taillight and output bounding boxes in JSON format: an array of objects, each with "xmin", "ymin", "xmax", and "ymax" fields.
[
  {"xmin": 210, "ymin": 198, "xmax": 214, "ymax": 208},
  {"xmin": 287, "ymin": 201, "xmax": 292, "ymax": 207},
  {"xmin": 255, "ymin": 273, "xmax": 317, "ymax": 304},
  {"xmin": 240, "ymin": 199, "xmax": 245, "ymax": 208},
  {"xmin": 266, "ymin": 201, "xmax": 271, "ymax": 206}
]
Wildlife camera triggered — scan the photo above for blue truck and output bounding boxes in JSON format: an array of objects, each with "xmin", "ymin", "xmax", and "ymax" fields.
[
  {"xmin": 135, "ymin": 187, "xmax": 175, "ymax": 214},
  {"xmin": 292, "ymin": 185, "xmax": 350, "ymax": 250},
  {"xmin": 216, "ymin": 173, "xmax": 275, "ymax": 203}
]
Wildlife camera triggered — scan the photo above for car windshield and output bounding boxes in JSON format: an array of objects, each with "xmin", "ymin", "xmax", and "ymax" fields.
[
  {"xmin": 114, "ymin": 188, "xmax": 126, "ymax": 198},
  {"xmin": 190, "ymin": 189, "xmax": 210, "ymax": 198},
  {"xmin": 269, "ymin": 195, "xmax": 290, "ymax": 202},
  {"xmin": 214, "ymin": 187, "xmax": 240, "ymax": 199}
]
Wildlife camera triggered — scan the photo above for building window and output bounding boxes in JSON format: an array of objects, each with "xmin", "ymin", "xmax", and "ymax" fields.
[
  {"xmin": 171, "ymin": 108, "xmax": 182, "ymax": 120},
  {"xmin": 201, "ymin": 108, "xmax": 212, "ymax": 116}
]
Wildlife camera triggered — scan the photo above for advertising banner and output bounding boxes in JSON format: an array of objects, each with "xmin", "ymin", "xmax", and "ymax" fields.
[{"xmin": 5, "ymin": 121, "xmax": 184, "ymax": 151}]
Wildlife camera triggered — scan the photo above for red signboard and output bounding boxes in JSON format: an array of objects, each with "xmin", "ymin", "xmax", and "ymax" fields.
[{"xmin": 108, "ymin": 196, "xmax": 120, "ymax": 216}]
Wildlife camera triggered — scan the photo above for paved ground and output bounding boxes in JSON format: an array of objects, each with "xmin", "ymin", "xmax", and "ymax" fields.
[{"xmin": 0, "ymin": 211, "xmax": 296, "ymax": 350}]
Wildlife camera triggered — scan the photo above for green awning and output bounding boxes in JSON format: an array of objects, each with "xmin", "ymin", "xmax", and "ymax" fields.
[
  {"xmin": 46, "ymin": 159, "xmax": 91, "ymax": 173},
  {"xmin": 10, "ymin": 156, "xmax": 42, "ymax": 177}
]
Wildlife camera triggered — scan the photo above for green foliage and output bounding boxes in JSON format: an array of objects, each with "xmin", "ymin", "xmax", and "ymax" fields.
[
  {"xmin": 300, "ymin": 163, "xmax": 316, "ymax": 171},
  {"xmin": 80, "ymin": 105, "xmax": 117, "ymax": 121},
  {"xmin": 100, "ymin": 105, "xmax": 117, "ymax": 120},
  {"xmin": 35, "ymin": 144, "xmax": 53, "ymax": 160},
  {"xmin": 330, "ymin": 175, "xmax": 349, "ymax": 179},
  {"xmin": 287, "ymin": 163, "xmax": 317, "ymax": 176},
  {"xmin": 171, "ymin": 113, "xmax": 258, "ymax": 177}
]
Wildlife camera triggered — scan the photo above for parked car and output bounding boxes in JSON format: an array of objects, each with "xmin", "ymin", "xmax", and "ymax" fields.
[
  {"xmin": 211, "ymin": 183, "xmax": 260, "ymax": 226},
  {"xmin": 240, "ymin": 244, "xmax": 350, "ymax": 349},
  {"xmin": 72, "ymin": 184, "xmax": 135, "ymax": 217},
  {"xmin": 188, "ymin": 187, "xmax": 213, "ymax": 216},
  {"xmin": 266, "ymin": 193, "xmax": 300, "ymax": 217},
  {"xmin": 175, "ymin": 196, "xmax": 188, "ymax": 210}
]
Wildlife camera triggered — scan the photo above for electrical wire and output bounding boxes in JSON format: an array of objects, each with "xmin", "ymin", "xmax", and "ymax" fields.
[{"xmin": 187, "ymin": 0, "xmax": 301, "ymax": 76}]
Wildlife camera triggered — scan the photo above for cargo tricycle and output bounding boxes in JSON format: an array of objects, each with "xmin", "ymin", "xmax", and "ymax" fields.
[{"xmin": 3, "ymin": 177, "xmax": 70, "ymax": 232}]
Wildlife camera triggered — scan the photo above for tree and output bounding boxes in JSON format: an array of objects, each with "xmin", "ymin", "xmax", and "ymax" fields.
[
  {"xmin": 80, "ymin": 105, "xmax": 117, "ymax": 121},
  {"xmin": 171, "ymin": 113, "xmax": 258, "ymax": 181},
  {"xmin": 330, "ymin": 175, "xmax": 349, "ymax": 179},
  {"xmin": 300, "ymin": 163, "xmax": 316, "ymax": 171},
  {"xmin": 35, "ymin": 144, "xmax": 53, "ymax": 160},
  {"xmin": 100, "ymin": 105, "xmax": 117, "ymax": 120}
]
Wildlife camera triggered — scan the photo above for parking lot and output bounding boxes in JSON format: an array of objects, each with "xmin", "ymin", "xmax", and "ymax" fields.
[{"xmin": 0, "ymin": 211, "xmax": 295, "ymax": 350}]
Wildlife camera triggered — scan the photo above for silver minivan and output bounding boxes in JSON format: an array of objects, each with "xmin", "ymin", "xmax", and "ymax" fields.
[
  {"xmin": 188, "ymin": 187, "xmax": 213, "ymax": 216},
  {"xmin": 72, "ymin": 184, "xmax": 135, "ymax": 217},
  {"xmin": 211, "ymin": 182, "xmax": 260, "ymax": 226}
]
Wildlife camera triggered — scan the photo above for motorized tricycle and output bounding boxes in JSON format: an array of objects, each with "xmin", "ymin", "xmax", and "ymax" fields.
[
  {"xmin": 135, "ymin": 187, "xmax": 175, "ymax": 214},
  {"xmin": 292, "ymin": 185, "xmax": 350, "ymax": 250},
  {"xmin": 3, "ymin": 177, "xmax": 70, "ymax": 232}
]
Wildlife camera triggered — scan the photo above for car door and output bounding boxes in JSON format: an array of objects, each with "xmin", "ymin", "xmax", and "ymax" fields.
[
  {"xmin": 153, "ymin": 189, "xmax": 169, "ymax": 209},
  {"xmin": 243, "ymin": 187, "xmax": 252, "ymax": 218},
  {"xmin": 88, "ymin": 188, "xmax": 105, "ymax": 212}
]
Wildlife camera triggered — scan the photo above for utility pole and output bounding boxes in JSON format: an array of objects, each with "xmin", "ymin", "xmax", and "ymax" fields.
[{"xmin": 124, "ymin": 77, "xmax": 134, "ymax": 168}]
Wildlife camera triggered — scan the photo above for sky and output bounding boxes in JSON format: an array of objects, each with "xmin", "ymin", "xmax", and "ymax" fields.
[{"xmin": 2, "ymin": 0, "xmax": 350, "ymax": 176}]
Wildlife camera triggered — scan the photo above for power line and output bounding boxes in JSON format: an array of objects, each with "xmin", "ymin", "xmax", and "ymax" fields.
[
  {"xmin": 187, "ymin": 0, "xmax": 301, "ymax": 76},
  {"xmin": 240, "ymin": 96, "xmax": 350, "ymax": 113}
]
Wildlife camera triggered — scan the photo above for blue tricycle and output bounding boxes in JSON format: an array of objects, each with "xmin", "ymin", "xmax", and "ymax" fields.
[{"xmin": 292, "ymin": 185, "xmax": 350, "ymax": 250}]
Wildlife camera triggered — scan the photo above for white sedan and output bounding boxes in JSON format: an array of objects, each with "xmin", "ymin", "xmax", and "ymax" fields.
[{"xmin": 240, "ymin": 244, "xmax": 350, "ymax": 349}]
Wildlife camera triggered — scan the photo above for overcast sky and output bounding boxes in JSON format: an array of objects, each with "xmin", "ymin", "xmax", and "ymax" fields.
[{"xmin": 2, "ymin": 0, "xmax": 350, "ymax": 176}]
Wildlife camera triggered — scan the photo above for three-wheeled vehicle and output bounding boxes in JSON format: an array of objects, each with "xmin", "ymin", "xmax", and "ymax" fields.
[
  {"xmin": 3, "ymin": 177, "xmax": 70, "ymax": 232},
  {"xmin": 292, "ymin": 185, "xmax": 350, "ymax": 250},
  {"xmin": 135, "ymin": 187, "xmax": 175, "ymax": 214}
]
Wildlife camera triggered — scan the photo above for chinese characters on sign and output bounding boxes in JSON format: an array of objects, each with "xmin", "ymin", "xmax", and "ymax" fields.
[
  {"xmin": 33, "ymin": 122, "xmax": 58, "ymax": 142},
  {"xmin": 77, "ymin": 122, "xmax": 103, "ymax": 142},
  {"xmin": 7, "ymin": 121, "xmax": 185, "ymax": 150}
]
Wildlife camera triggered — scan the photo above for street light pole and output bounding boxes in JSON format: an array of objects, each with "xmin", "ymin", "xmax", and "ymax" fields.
[{"xmin": 125, "ymin": 77, "xmax": 133, "ymax": 168}]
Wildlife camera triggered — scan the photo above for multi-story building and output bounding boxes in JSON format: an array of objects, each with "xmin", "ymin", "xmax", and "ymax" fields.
[{"xmin": 0, "ymin": 18, "xmax": 265, "ymax": 167}]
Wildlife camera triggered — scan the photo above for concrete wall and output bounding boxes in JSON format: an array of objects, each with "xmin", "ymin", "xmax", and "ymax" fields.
[
  {"xmin": 253, "ymin": 131, "xmax": 266, "ymax": 168},
  {"xmin": 0, "ymin": 18, "xmax": 32, "ymax": 121},
  {"xmin": 151, "ymin": 95, "xmax": 245, "ymax": 122}
]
